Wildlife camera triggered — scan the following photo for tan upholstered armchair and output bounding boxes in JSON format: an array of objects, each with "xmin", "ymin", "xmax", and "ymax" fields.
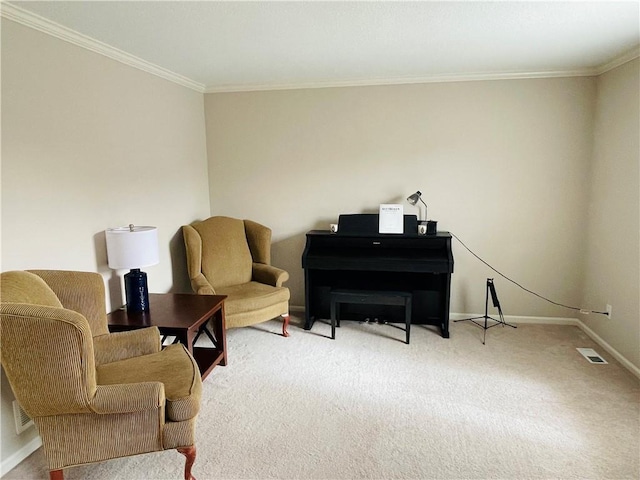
[
  {"xmin": 183, "ymin": 216, "xmax": 291, "ymax": 336},
  {"xmin": 0, "ymin": 270, "xmax": 202, "ymax": 480}
]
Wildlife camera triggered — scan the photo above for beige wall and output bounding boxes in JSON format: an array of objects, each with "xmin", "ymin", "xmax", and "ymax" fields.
[
  {"xmin": 2, "ymin": 14, "xmax": 639, "ymax": 476},
  {"xmin": 1, "ymin": 19, "xmax": 210, "ymax": 472},
  {"xmin": 582, "ymin": 58, "xmax": 640, "ymax": 369},
  {"xmin": 204, "ymin": 78, "xmax": 597, "ymax": 320}
]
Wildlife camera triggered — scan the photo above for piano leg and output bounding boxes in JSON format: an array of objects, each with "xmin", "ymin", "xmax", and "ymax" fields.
[
  {"xmin": 442, "ymin": 271, "xmax": 452, "ymax": 338},
  {"xmin": 281, "ymin": 314, "xmax": 290, "ymax": 337},
  {"xmin": 441, "ymin": 319, "xmax": 450, "ymax": 338}
]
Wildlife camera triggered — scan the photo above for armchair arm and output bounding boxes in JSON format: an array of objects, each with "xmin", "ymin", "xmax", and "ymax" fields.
[
  {"xmin": 93, "ymin": 327, "xmax": 161, "ymax": 366},
  {"xmin": 91, "ymin": 382, "xmax": 164, "ymax": 414},
  {"xmin": 191, "ymin": 273, "xmax": 216, "ymax": 295},
  {"xmin": 252, "ymin": 263, "xmax": 289, "ymax": 287}
]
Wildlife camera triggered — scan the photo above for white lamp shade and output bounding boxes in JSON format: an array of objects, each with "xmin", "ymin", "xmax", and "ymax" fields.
[{"xmin": 105, "ymin": 226, "xmax": 159, "ymax": 270}]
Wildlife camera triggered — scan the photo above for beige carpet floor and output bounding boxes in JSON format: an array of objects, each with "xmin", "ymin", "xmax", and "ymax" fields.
[{"xmin": 4, "ymin": 314, "xmax": 639, "ymax": 480}]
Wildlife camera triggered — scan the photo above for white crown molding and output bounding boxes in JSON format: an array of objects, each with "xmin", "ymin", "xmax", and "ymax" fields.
[
  {"xmin": 204, "ymin": 46, "xmax": 640, "ymax": 93},
  {"xmin": 1, "ymin": 2, "xmax": 205, "ymax": 93},
  {"xmin": 3, "ymin": 1, "xmax": 637, "ymax": 95},
  {"xmin": 203, "ymin": 68, "xmax": 598, "ymax": 93},
  {"xmin": 595, "ymin": 46, "xmax": 640, "ymax": 75},
  {"xmin": 202, "ymin": 47, "xmax": 639, "ymax": 94}
]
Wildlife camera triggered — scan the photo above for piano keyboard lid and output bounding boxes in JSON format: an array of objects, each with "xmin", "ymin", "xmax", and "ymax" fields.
[{"xmin": 337, "ymin": 214, "xmax": 419, "ymax": 237}]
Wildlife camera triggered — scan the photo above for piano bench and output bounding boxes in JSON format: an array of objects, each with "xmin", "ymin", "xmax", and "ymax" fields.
[{"xmin": 329, "ymin": 289, "xmax": 412, "ymax": 344}]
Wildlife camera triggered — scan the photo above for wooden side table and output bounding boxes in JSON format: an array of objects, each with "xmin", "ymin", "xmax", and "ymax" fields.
[{"xmin": 107, "ymin": 293, "xmax": 227, "ymax": 380}]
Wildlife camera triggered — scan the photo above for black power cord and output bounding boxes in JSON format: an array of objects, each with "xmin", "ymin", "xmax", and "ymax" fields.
[{"xmin": 450, "ymin": 232, "xmax": 608, "ymax": 316}]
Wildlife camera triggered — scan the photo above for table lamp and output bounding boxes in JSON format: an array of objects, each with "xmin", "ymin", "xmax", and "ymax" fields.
[
  {"xmin": 407, "ymin": 191, "xmax": 437, "ymax": 235},
  {"xmin": 105, "ymin": 224, "xmax": 159, "ymax": 312},
  {"xmin": 407, "ymin": 191, "xmax": 428, "ymax": 222}
]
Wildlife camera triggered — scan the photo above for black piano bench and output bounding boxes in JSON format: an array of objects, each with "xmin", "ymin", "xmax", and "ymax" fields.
[{"xmin": 329, "ymin": 289, "xmax": 412, "ymax": 344}]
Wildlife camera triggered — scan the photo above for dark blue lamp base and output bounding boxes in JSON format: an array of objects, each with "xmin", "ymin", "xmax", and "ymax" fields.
[{"xmin": 124, "ymin": 268, "xmax": 150, "ymax": 312}]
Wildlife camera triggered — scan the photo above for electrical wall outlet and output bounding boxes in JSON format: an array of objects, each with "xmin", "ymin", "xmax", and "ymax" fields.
[{"xmin": 606, "ymin": 304, "xmax": 612, "ymax": 319}]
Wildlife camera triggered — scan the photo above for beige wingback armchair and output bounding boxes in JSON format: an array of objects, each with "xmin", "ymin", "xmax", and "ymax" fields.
[
  {"xmin": 0, "ymin": 270, "xmax": 202, "ymax": 480},
  {"xmin": 183, "ymin": 216, "xmax": 291, "ymax": 336}
]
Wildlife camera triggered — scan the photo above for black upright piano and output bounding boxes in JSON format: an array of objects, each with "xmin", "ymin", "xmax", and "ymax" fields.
[{"xmin": 301, "ymin": 214, "xmax": 454, "ymax": 338}]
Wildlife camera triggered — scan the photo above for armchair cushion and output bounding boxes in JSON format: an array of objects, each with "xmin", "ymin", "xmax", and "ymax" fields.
[
  {"xmin": 96, "ymin": 344, "xmax": 202, "ymax": 422},
  {"xmin": 93, "ymin": 327, "xmax": 162, "ymax": 366},
  {"xmin": 217, "ymin": 281, "xmax": 290, "ymax": 316},
  {"xmin": 191, "ymin": 217, "xmax": 253, "ymax": 289}
]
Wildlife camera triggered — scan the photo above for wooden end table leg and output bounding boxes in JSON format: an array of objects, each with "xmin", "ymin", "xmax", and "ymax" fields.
[
  {"xmin": 208, "ymin": 309, "xmax": 228, "ymax": 366},
  {"xmin": 50, "ymin": 470, "xmax": 64, "ymax": 480},
  {"xmin": 282, "ymin": 314, "xmax": 290, "ymax": 337}
]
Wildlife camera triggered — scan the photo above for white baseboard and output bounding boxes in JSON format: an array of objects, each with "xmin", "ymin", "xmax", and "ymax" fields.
[
  {"xmin": 289, "ymin": 305, "xmax": 306, "ymax": 314},
  {"xmin": 574, "ymin": 318, "xmax": 640, "ymax": 379},
  {"xmin": 449, "ymin": 312, "xmax": 579, "ymax": 325},
  {"xmin": 0, "ymin": 436, "xmax": 41, "ymax": 477},
  {"xmin": 451, "ymin": 312, "xmax": 639, "ymax": 379},
  {"xmin": 457, "ymin": 313, "xmax": 640, "ymax": 379},
  {"xmin": 295, "ymin": 306, "xmax": 639, "ymax": 379}
]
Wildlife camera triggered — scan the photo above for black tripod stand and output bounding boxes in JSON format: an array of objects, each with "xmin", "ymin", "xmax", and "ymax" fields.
[{"xmin": 455, "ymin": 278, "xmax": 516, "ymax": 344}]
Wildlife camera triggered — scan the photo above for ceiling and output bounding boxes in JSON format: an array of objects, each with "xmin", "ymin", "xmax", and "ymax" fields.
[{"xmin": 4, "ymin": 1, "xmax": 640, "ymax": 93}]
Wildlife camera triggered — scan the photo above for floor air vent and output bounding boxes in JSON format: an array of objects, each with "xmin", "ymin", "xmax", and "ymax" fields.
[
  {"xmin": 577, "ymin": 348, "xmax": 608, "ymax": 364},
  {"xmin": 13, "ymin": 400, "xmax": 34, "ymax": 434}
]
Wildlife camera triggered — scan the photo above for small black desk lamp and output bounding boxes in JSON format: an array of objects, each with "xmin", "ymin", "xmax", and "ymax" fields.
[{"xmin": 407, "ymin": 191, "xmax": 427, "ymax": 220}]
